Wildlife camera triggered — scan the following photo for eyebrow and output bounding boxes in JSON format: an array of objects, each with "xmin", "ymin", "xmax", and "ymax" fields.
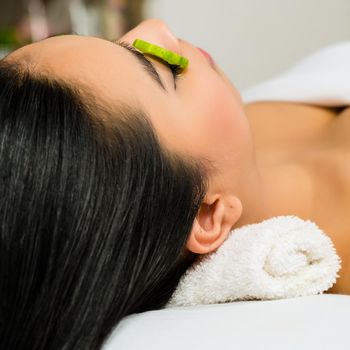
[{"xmin": 113, "ymin": 40, "xmax": 167, "ymax": 93}]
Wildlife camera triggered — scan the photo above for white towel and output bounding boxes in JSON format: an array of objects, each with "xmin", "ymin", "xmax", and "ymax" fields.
[{"xmin": 165, "ymin": 216, "xmax": 341, "ymax": 308}]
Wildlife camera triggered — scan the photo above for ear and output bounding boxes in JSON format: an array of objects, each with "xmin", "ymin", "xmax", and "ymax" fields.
[{"xmin": 186, "ymin": 194, "xmax": 243, "ymax": 254}]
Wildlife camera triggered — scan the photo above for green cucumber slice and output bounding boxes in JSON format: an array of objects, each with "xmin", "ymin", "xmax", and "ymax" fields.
[{"xmin": 132, "ymin": 38, "xmax": 189, "ymax": 70}]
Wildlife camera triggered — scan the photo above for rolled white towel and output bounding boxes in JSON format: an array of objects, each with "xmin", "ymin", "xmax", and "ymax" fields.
[{"xmin": 165, "ymin": 216, "xmax": 341, "ymax": 308}]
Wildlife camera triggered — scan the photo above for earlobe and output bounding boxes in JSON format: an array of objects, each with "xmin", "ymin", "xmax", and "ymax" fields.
[{"xmin": 186, "ymin": 195, "xmax": 243, "ymax": 254}]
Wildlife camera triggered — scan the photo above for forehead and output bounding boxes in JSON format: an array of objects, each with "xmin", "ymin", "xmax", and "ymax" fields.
[
  {"xmin": 7, "ymin": 35, "xmax": 150, "ymax": 104},
  {"xmin": 9, "ymin": 35, "xmax": 120, "ymax": 70}
]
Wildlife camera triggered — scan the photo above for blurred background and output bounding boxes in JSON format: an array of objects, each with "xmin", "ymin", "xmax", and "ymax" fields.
[{"xmin": 0, "ymin": 0, "xmax": 349, "ymax": 90}]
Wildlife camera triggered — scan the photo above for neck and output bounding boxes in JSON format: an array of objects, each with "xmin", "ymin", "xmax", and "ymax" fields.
[{"xmin": 233, "ymin": 148, "xmax": 315, "ymax": 229}]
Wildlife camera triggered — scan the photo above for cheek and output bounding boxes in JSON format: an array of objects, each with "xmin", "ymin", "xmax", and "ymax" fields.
[
  {"xmin": 142, "ymin": 71, "xmax": 252, "ymax": 167},
  {"xmin": 196, "ymin": 80, "xmax": 249, "ymax": 157}
]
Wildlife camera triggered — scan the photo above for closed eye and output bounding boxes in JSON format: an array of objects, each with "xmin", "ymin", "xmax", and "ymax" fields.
[{"xmin": 114, "ymin": 40, "xmax": 182, "ymax": 90}]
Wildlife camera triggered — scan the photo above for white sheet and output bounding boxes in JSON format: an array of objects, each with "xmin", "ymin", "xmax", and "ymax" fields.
[
  {"xmin": 241, "ymin": 41, "xmax": 350, "ymax": 106},
  {"xmin": 103, "ymin": 294, "xmax": 350, "ymax": 350}
]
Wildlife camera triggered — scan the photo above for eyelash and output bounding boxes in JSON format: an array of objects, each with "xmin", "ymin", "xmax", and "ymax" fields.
[
  {"xmin": 167, "ymin": 64, "xmax": 182, "ymax": 80},
  {"xmin": 115, "ymin": 40, "xmax": 182, "ymax": 81}
]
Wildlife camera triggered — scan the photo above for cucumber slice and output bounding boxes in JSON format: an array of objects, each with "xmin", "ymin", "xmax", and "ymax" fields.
[{"xmin": 132, "ymin": 38, "xmax": 189, "ymax": 70}]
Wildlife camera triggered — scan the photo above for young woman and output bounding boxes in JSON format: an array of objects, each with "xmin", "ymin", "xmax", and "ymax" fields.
[{"xmin": 0, "ymin": 18, "xmax": 348, "ymax": 349}]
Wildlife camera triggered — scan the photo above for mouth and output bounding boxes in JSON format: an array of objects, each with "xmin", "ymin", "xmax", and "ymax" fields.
[{"xmin": 196, "ymin": 47, "xmax": 215, "ymax": 68}]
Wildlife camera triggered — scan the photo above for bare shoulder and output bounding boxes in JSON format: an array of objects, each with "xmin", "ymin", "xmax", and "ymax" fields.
[
  {"xmin": 328, "ymin": 106, "xmax": 350, "ymax": 147},
  {"xmin": 244, "ymin": 101, "xmax": 338, "ymax": 151}
]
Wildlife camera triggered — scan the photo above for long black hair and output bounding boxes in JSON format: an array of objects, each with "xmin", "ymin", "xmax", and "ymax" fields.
[{"xmin": 0, "ymin": 59, "xmax": 212, "ymax": 349}]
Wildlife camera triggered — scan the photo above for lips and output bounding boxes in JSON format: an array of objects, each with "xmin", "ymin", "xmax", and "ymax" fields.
[{"xmin": 196, "ymin": 47, "xmax": 215, "ymax": 67}]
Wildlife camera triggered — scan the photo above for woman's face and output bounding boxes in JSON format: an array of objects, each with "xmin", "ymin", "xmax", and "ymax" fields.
[{"xmin": 8, "ymin": 19, "xmax": 255, "ymax": 194}]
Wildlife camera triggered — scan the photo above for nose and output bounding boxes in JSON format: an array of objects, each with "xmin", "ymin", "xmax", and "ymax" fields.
[{"xmin": 121, "ymin": 18, "xmax": 179, "ymax": 51}]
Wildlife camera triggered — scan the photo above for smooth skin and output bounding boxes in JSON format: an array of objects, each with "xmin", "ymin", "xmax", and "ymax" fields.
[{"xmin": 6, "ymin": 19, "xmax": 349, "ymax": 294}]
